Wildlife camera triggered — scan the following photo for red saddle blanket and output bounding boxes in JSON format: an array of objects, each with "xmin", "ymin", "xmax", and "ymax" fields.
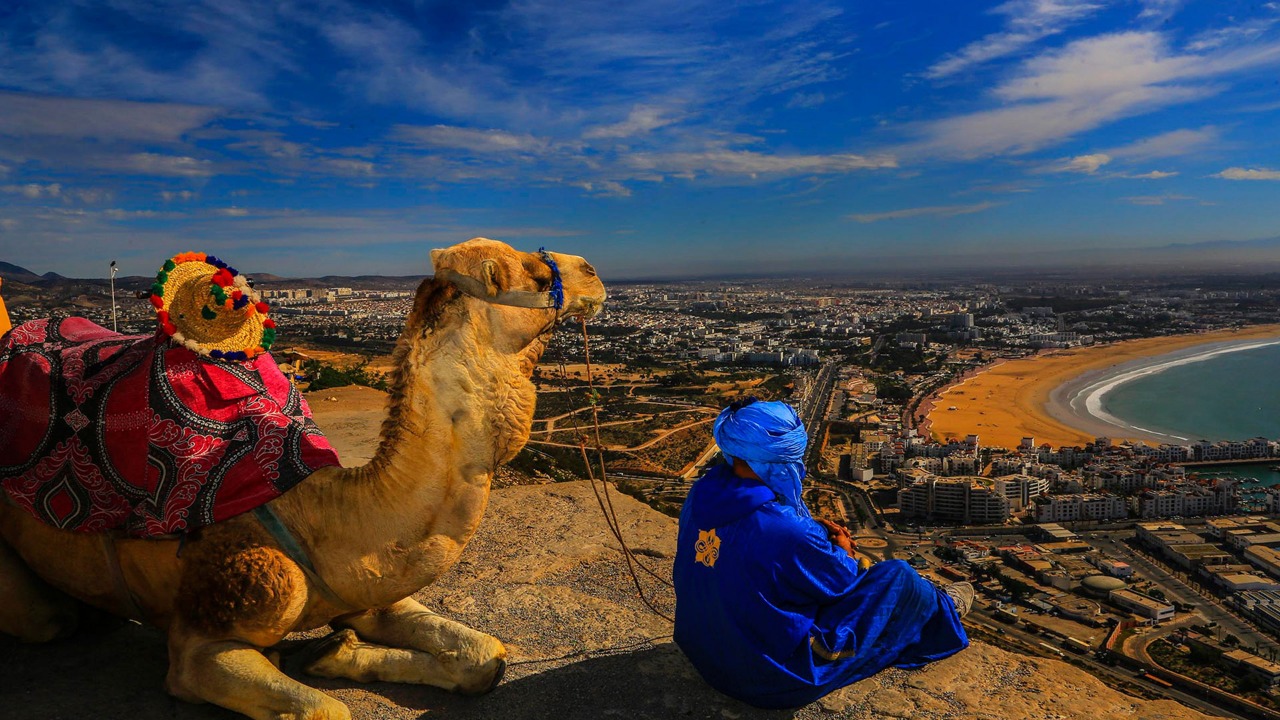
[{"xmin": 0, "ymin": 317, "xmax": 341, "ymax": 537}]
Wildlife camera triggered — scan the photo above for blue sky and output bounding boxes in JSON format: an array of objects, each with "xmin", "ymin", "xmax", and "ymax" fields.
[{"xmin": 0, "ymin": 0, "xmax": 1278, "ymax": 278}]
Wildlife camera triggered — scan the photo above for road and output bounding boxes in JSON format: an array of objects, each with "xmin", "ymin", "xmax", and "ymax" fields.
[
  {"xmin": 964, "ymin": 606, "xmax": 1247, "ymax": 720},
  {"xmin": 1090, "ymin": 534, "xmax": 1277, "ymax": 655},
  {"xmin": 799, "ymin": 363, "xmax": 838, "ymax": 468}
]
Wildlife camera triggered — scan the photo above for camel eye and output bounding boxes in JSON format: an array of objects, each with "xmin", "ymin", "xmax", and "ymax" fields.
[{"xmin": 582, "ymin": 262, "xmax": 597, "ymax": 277}]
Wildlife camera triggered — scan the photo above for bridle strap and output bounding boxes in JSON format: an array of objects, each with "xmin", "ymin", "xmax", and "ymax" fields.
[
  {"xmin": 435, "ymin": 269, "xmax": 560, "ymax": 309},
  {"xmin": 435, "ymin": 249, "xmax": 565, "ymax": 310}
]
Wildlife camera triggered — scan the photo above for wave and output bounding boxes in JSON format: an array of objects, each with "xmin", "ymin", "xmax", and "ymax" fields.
[{"xmin": 1069, "ymin": 339, "xmax": 1280, "ymax": 442}]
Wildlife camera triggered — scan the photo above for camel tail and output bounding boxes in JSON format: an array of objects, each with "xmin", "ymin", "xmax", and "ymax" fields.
[{"xmin": 0, "ymin": 276, "xmax": 10, "ymax": 338}]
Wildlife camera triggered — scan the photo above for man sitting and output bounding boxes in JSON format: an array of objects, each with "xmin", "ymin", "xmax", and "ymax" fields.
[{"xmin": 673, "ymin": 398, "xmax": 971, "ymax": 709}]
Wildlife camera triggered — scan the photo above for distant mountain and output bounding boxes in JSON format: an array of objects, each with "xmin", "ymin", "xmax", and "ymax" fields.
[
  {"xmin": 1159, "ymin": 236, "xmax": 1280, "ymax": 251},
  {"xmin": 243, "ymin": 273, "xmax": 427, "ymax": 291},
  {"xmin": 0, "ymin": 261, "xmax": 42, "ymax": 283},
  {"xmin": 41, "ymin": 271, "xmax": 66, "ymax": 281},
  {"xmin": 246, "ymin": 272, "xmax": 290, "ymax": 283}
]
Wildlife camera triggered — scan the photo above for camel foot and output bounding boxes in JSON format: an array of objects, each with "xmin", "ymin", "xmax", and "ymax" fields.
[
  {"xmin": 168, "ymin": 631, "xmax": 350, "ymax": 720},
  {"xmin": 302, "ymin": 626, "xmax": 504, "ymax": 693},
  {"xmin": 480, "ymin": 658, "xmax": 506, "ymax": 694},
  {"xmin": 299, "ymin": 629, "xmax": 361, "ymax": 678},
  {"xmin": 334, "ymin": 597, "xmax": 507, "ymax": 694}
]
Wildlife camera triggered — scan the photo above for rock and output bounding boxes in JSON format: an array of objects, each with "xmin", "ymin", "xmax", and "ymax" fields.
[{"xmin": 0, "ymin": 481, "xmax": 1214, "ymax": 720}]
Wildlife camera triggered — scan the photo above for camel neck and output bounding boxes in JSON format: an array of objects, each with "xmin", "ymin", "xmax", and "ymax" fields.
[
  {"xmin": 371, "ymin": 303, "xmax": 543, "ymax": 487},
  {"xmin": 305, "ymin": 291, "xmax": 550, "ymax": 607}
]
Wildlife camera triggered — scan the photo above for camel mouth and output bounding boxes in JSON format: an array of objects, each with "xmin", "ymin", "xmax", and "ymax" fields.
[{"xmin": 570, "ymin": 296, "xmax": 604, "ymax": 321}]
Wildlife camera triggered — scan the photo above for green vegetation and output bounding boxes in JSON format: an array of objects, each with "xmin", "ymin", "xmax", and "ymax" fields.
[
  {"xmin": 302, "ymin": 359, "xmax": 389, "ymax": 392},
  {"xmin": 1148, "ymin": 638, "xmax": 1280, "ymax": 710},
  {"xmin": 871, "ymin": 375, "xmax": 912, "ymax": 402}
]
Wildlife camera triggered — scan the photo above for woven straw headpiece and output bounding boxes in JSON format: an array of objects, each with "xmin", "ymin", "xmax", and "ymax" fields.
[{"xmin": 147, "ymin": 252, "xmax": 275, "ymax": 361}]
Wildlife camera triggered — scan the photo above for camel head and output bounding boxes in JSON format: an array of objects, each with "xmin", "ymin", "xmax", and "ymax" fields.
[{"xmin": 430, "ymin": 238, "xmax": 606, "ymax": 332}]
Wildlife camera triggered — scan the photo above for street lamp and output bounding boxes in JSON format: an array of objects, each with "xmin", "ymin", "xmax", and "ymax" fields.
[{"xmin": 109, "ymin": 260, "xmax": 119, "ymax": 333}]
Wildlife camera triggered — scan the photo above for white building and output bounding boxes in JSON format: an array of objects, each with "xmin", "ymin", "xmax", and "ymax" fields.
[
  {"xmin": 993, "ymin": 474, "xmax": 1052, "ymax": 511},
  {"xmin": 1109, "ymin": 588, "xmax": 1175, "ymax": 622},
  {"xmin": 1033, "ymin": 493, "xmax": 1127, "ymax": 523}
]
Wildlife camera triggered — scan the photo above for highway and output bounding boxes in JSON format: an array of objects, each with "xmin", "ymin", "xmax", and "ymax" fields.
[{"xmin": 799, "ymin": 363, "xmax": 838, "ymax": 468}]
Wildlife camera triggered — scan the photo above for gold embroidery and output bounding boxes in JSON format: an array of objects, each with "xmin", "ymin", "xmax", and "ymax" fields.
[{"xmin": 695, "ymin": 528, "xmax": 721, "ymax": 568}]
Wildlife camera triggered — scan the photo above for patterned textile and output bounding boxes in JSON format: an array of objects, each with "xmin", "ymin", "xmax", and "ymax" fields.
[{"xmin": 0, "ymin": 317, "xmax": 341, "ymax": 537}]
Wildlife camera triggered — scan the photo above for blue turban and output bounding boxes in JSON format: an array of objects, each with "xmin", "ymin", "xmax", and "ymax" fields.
[{"xmin": 713, "ymin": 400, "xmax": 809, "ymax": 517}]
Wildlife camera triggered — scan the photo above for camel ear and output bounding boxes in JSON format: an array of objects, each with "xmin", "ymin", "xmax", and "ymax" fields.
[
  {"xmin": 480, "ymin": 259, "xmax": 509, "ymax": 297},
  {"xmin": 430, "ymin": 248, "xmax": 447, "ymax": 272}
]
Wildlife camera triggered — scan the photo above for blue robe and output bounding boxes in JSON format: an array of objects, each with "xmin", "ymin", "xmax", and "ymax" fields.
[{"xmin": 674, "ymin": 464, "xmax": 969, "ymax": 709}]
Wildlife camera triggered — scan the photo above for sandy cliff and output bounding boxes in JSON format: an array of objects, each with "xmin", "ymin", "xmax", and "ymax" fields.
[{"xmin": 0, "ymin": 480, "xmax": 1212, "ymax": 719}]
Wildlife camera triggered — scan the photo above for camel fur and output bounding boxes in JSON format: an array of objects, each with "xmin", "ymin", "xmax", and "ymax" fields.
[{"xmin": 0, "ymin": 238, "xmax": 606, "ymax": 720}]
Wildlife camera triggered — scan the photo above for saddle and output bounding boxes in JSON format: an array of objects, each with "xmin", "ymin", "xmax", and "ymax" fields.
[{"xmin": 0, "ymin": 316, "xmax": 340, "ymax": 537}]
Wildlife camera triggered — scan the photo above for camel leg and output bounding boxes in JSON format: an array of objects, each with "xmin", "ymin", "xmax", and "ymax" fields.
[
  {"xmin": 0, "ymin": 535, "xmax": 79, "ymax": 642},
  {"xmin": 167, "ymin": 630, "xmax": 350, "ymax": 720},
  {"xmin": 308, "ymin": 597, "xmax": 506, "ymax": 694}
]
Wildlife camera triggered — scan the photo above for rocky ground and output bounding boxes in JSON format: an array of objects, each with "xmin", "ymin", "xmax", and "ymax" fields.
[
  {"xmin": 0, "ymin": 386, "xmax": 1216, "ymax": 719},
  {"xmin": 0, "ymin": 481, "xmax": 1217, "ymax": 719}
]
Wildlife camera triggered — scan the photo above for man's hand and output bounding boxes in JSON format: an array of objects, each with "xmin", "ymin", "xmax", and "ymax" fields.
[{"xmin": 815, "ymin": 518, "xmax": 856, "ymax": 558}]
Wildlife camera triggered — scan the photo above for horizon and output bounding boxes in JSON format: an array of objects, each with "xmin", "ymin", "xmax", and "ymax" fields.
[{"xmin": 1, "ymin": 1, "xmax": 1279, "ymax": 278}]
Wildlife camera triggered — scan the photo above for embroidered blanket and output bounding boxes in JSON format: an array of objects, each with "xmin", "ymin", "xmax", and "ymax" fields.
[{"xmin": 0, "ymin": 317, "xmax": 341, "ymax": 537}]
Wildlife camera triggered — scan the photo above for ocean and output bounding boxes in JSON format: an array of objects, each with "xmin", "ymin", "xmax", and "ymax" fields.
[{"xmin": 1097, "ymin": 341, "xmax": 1280, "ymax": 443}]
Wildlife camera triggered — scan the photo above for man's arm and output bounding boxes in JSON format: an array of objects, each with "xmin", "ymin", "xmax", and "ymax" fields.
[
  {"xmin": 815, "ymin": 517, "xmax": 856, "ymax": 557},
  {"xmin": 771, "ymin": 512, "xmax": 864, "ymax": 606}
]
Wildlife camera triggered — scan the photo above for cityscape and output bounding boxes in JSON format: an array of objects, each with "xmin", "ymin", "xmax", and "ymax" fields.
[{"xmin": 9, "ymin": 261, "xmax": 1280, "ymax": 716}]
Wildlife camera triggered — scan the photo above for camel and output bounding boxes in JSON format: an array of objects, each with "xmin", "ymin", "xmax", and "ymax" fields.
[{"xmin": 0, "ymin": 238, "xmax": 606, "ymax": 719}]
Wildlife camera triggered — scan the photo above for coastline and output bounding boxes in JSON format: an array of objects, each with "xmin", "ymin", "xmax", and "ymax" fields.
[{"xmin": 924, "ymin": 324, "xmax": 1280, "ymax": 450}]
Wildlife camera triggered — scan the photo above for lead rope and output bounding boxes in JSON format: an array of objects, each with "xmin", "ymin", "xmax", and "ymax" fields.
[{"xmin": 572, "ymin": 316, "xmax": 674, "ymax": 623}]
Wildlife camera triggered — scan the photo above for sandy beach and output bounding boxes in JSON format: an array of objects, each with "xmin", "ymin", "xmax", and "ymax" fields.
[{"xmin": 924, "ymin": 324, "xmax": 1280, "ymax": 450}]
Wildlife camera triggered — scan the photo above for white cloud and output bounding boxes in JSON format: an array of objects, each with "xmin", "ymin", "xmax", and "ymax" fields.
[
  {"xmin": 0, "ymin": 3, "xmax": 290, "ymax": 109},
  {"xmin": 786, "ymin": 92, "xmax": 827, "ymax": 109},
  {"xmin": 0, "ymin": 92, "xmax": 220, "ymax": 142},
  {"xmin": 1, "ymin": 182, "xmax": 61, "ymax": 198},
  {"xmin": 847, "ymin": 201, "xmax": 1000, "ymax": 223},
  {"xmin": 104, "ymin": 208, "xmax": 162, "ymax": 219},
  {"xmin": 1119, "ymin": 170, "xmax": 1178, "ymax": 179},
  {"xmin": 1215, "ymin": 167, "xmax": 1280, "ymax": 180},
  {"xmin": 911, "ymin": 32, "xmax": 1280, "ymax": 158},
  {"xmin": 573, "ymin": 180, "xmax": 633, "ymax": 197},
  {"xmin": 626, "ymin": 150, "xmax": 897, "ymax": 178},
  {"xmin": 1106, "ymin": 127, "xmax": 1220, "ymax": 160},
  {"xmin": 392, "ymin": 125, "xmax": 552, "ymax": 154},
  {"xmin": 1042, "ymin": 152, "xmax": 1112, "ymax": 173},
  {"xmin": 1186, "ymin": 18, "xmax": 1279, "ymax": 52},
  {"xmin": 1123, "ymin": 194, "xmax": 1194, "ymax": 205},
  {"xmin": 160, "ymin": 190, "xmax": 197, "ymax": 202},
  {"xmin": 583, "ymin": 106, "xmax": 680, "ymax": 139},
  {"xmin": 114, "ymin": 153, "xmax": 215, "ymax": 177},
  {"xmin": 925, "ymin": 0, "xmax": 1105, "ymax": 80},
  {"xmin": 1137, "ymin": 0, "xmax": 1184, "ymax": 21}
]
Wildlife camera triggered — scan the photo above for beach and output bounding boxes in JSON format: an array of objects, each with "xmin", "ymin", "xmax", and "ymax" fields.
[{"xmin": 924, "ymin": 325, "xmax": 1280, "ymax": 450}]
